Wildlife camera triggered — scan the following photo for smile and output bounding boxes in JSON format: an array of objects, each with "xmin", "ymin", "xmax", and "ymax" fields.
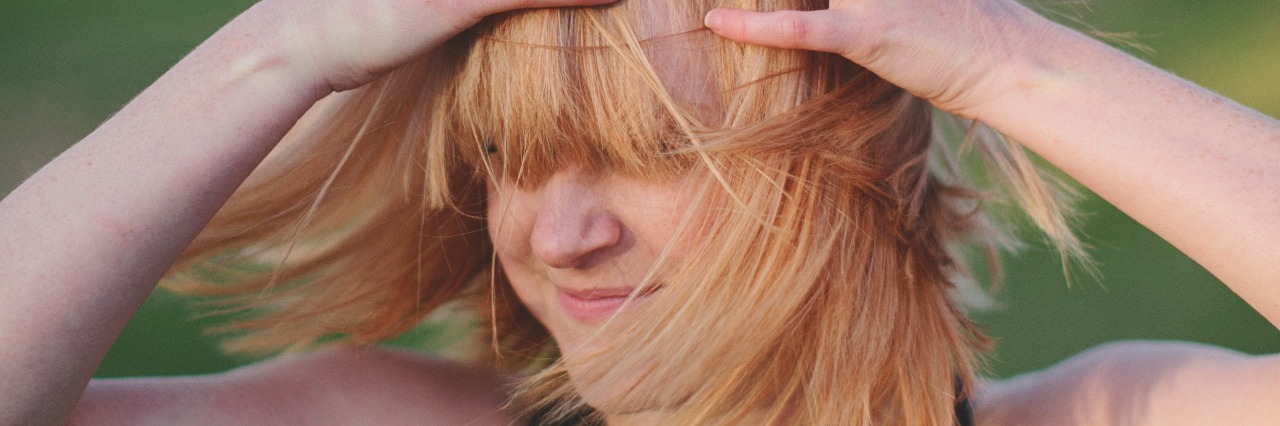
[{"xmin": 556, "ymin": 286, "xmax": 661, "ymax": 323}]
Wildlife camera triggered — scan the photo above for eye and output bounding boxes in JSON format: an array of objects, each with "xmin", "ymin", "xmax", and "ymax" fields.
[{"xmin": 483, "ymin": 137, "xmax": 499, "ymax": 155}]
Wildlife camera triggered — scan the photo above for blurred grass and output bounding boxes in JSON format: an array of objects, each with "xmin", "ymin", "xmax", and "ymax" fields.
[{"xmin": 1, "ymin": 0, "xmax": 1277, "ymax": 379}]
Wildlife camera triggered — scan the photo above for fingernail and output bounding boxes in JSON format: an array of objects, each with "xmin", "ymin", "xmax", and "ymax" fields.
[{"xmin": 704, "ymin": 9, "xmax": 721, "ymax": 29}]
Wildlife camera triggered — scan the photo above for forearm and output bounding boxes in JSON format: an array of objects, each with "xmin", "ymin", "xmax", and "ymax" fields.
[
  {"xmin": 0, "ymin": 7, "xmax": 326, "ymax": 423},
  {"xmin": 974, "ymin": 25, "xmax": 1280, "ymax": 322}
]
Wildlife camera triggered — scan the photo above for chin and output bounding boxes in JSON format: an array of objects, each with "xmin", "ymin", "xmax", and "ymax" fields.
[
  {"xmin": 569, "ymin": 373, "xmax": 663, "ymax": 416},
  {"xmin": 557, "ymin": 343, "xmax": 680, "ymax": 416}
]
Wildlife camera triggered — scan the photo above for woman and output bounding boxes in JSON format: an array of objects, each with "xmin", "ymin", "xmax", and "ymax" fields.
[{"xmin": 1, "ymin": 0, "xmax": 1277, "ymax": 424}]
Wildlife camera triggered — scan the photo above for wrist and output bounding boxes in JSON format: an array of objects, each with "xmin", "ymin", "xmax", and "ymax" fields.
[
  {"xmin": 962, "ymin": 16, "xmax": 1109, "ymax": 125},
  {"xmin": 960, "ymin": 15, "xmax": 1168, "ymax": 174},
  {"xmin": 196, "ymin": 2, "xmax": 333, "ymax": 101}
]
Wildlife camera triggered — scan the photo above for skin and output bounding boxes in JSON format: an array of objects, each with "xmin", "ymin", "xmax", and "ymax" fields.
[
  {"xmin": 488, "ymin": 166, "xmax": 703, "ymax": 423},
  {"xmin": 0, "ymin": 0, "xmax": 615, "ymax": 424},
  {"xmin": 487, "ymin": 168, "xmax": 696, "ymax": 360},
  {"xmin": 1, "ymin": 0, "xmax": 1278, "ymax": 424}
]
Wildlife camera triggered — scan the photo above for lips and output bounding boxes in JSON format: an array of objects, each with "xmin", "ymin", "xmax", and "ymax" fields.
[{"xmin": 556, "ymin": 286, "xmax": 660, "ymax": 323}]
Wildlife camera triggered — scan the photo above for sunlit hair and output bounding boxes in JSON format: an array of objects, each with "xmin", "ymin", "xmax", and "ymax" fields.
[{"xmin": 165, "ymin": 0, "xmax": 1084, "ymax": 424}]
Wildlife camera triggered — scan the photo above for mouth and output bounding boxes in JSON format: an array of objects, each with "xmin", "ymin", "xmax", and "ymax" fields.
[{"xmin": 556, "ymin": 285, "xmax": 662, "ymax": 323}]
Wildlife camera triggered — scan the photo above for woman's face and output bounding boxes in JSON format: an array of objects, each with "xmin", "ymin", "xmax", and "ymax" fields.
[
  {"xmin": 481, "ymin": 11, "xmax": 719, "ymax": 409},
  {"xmin": 486, "ymin": 167, "xmax": 698, "ymax": 358}
]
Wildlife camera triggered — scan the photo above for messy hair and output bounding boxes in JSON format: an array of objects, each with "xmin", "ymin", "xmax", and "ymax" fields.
[{"xmin": 165, "ymin": 0, "xmax": 1082, "ymax": 424}]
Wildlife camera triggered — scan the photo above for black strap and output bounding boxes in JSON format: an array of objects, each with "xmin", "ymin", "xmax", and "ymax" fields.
[
  {"xmin": 954, "ymin": 375, "xmax": 975, "ymax": 426},
  {"xmin": 528, "ymin": 388, "xmax": 976, "ymax": 425},
  {"xmin": 955, "ymin": 394, "xmax": 975, "ymax": 426}
]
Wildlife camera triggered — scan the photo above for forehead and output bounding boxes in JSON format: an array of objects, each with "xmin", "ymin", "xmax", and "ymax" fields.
[
  {"xmin": 647, "ymin": 33, "xmax": 722, "ymax": 125},
  {"xmin": 634, "ymin": 0, "xmax": 721, "ymax": 119}
]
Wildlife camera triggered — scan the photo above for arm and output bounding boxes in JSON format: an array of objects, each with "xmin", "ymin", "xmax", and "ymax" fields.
[
  {"xmin": 0, "ymin": 0, "xmax": 613, "ymax": 423},
  {"xmin": 704, "ymin": 1, "xmax": 1280, "ymax": 326},
  {"xmin": 703, "ymin": 0, "xmax": 1280, "ymax": 421},
  {"xmin": 71, "ymin": 348, "xmax": 511, "ymax": 425},
  {"xmin": 0, "ymin": 6, "xmax": 315, "ymax": 422},
  {"xmin": 975, "ymin": 341, "xmax": 1280, "ymax": 425}
]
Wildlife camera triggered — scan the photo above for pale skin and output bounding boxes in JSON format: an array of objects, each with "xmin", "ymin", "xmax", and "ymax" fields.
[{"xmin": 1, "ymin": 0, "xmax": 1277, "ymax": 425}]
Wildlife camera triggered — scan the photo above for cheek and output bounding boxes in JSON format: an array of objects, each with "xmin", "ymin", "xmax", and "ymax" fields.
[
  {"xmin": 624, "ymin": 176, "xmax": 708, "ymax": 256},
  {"xmin": 485, "ymin": 181, "xmax": 550, "ymax": 321},
  {"xmin": 485, "ymin": 179, "xmax": 527, "ymax": 261},
  {"xmin": 484, "ymin": 181, "xmax": 502, "ymax": 251},
  {"xmin": 502, "ymin": 263, "xmax": 550, "ymax": 325}
]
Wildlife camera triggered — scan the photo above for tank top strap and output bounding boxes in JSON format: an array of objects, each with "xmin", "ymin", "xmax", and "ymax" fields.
[{"xmin": 955, "ymin": 375, "xmax": 975, "ymax": 426}]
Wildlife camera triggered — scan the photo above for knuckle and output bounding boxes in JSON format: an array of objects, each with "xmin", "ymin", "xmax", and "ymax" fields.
[
  {"xmin": 734, "ymin": 13, "xmax": 751, "ymax": 39},
  {"xmin": 777, "ymin": 12, "xmax": 809, "ymax": 47}
]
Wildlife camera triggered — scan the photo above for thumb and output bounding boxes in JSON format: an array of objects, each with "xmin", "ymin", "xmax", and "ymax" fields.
[{"xmin": 704, "ymin": 8, "xmax": 850, "ymax": 55}]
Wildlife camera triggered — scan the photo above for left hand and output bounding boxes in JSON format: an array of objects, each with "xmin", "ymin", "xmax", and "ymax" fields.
[
  {"xmin": 709, "ymin": 0, "xmax": 1280, "ymax": 330},
  {"xmin": 703, "ymin": 0, "xmax": 1069, "ymax": 118}
]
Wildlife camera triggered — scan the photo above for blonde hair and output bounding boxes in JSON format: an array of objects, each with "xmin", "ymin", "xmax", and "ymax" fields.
[{"xmin": 166, "ymin": 1, "xmax": 1082, "ymax": 424}]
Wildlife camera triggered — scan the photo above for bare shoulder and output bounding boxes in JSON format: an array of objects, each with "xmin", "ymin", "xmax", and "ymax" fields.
[
  {"xmin": 71, "ymin": 348, "xmax": 513, "ymax": 425},
  {"xmin": 973, "ymin": 340, "xmax": 1280, "ymax": 425}
]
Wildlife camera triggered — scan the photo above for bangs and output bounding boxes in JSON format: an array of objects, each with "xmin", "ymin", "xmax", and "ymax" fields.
[
  {"xmin": 450, "ymin": 7, "xmax": 715, "ymax": 186},
  {"xmin": 438, "ymin": 3, "xmax": 863, "ymax": 191}
]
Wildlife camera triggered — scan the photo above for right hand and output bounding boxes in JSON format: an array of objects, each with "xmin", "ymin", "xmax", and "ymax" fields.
[{"xmin": 250, "ymin": 0, "xmax": 617, "ymax": 92}]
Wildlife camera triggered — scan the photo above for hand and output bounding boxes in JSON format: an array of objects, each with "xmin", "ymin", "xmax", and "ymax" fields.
[
  {"xmin": 704, "ymin": 0, "xmax": 1068, "ymax": 118},
  {"xmin": 250, "ymin": 0, "xmax": 617, "ymax": 92}
]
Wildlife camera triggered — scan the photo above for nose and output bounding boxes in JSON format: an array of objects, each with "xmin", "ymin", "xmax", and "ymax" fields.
[{"xmin": 528, "ymin": 169, "xmax": 625, "ymax": 269}]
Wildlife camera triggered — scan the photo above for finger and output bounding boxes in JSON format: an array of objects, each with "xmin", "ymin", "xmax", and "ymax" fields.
[
  {"xmin": 525, "ymin": 0, "xmax": 618, "ymax": 6},
  {"xmin": 704, "ymin": 8, "xmax": 849, "ymax": 54},
  {"xmin": 481, "ymin": 0, "xmax": 618, "ymax": 16}
]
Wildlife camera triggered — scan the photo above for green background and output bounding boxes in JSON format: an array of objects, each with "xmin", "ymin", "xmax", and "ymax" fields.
[{"xmin": 2, "ymin": 0, "xmax": 1278, "ymax": 379}]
